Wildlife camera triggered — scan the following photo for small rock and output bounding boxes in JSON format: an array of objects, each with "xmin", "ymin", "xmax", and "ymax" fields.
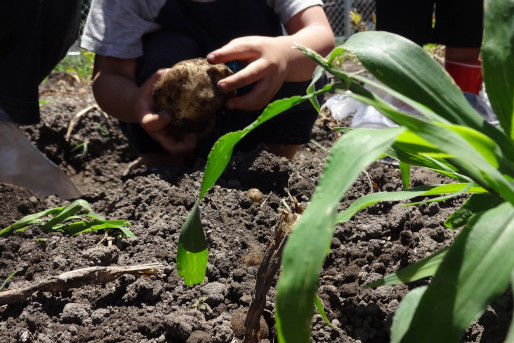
[
  {"xmin": 201, "ymin": 282, "xmax": 227, "ymax": 306},
  {"xmin": 61, "ymin": 303, "xmax": 91, "ymax": 324},
  {"xmin": 18, "ymin": 330, "xmax": 31, "ymax": 343},
  {"xmin": 248, "ymin": 188, "xmax": 263, "ymax": 203}
]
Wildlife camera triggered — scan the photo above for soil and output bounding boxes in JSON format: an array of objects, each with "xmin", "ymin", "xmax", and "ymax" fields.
[{"xmin": 0, "ymin": 72, "xmax": 512, "ymax": 343}]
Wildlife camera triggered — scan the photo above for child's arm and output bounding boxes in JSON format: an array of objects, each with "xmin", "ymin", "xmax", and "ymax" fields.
[
  {"xmin": 92, "ymin": 56, "xmax": 199, "ymax": 155},
  {"xmin": 207, "ymin": 6, "xmax": 334, "ymax": 111}
]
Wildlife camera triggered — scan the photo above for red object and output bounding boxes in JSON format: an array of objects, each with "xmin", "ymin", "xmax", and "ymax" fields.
[{"xmin": 444, "ymin": 59, "xmax": 483, "ymax": 95}]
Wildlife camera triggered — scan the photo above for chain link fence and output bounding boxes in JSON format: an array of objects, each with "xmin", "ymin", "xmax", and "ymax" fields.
[
  {"xmin": 77, "ymin": 0, "xmax": 375, "ymax": 44},
  {"xmin": 325, "ymin": 0, "xmax": 376, "ymax": 41}
]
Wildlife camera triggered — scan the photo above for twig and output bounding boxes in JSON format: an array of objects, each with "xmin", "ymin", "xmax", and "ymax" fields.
[{"xmin": 0, "ymin": 263, "xmax": 164, "ymax": 305}]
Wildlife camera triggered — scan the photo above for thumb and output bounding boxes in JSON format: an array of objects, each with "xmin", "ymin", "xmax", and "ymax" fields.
[{"xmin": 140, "ymin": 111, "xmax": 172, "ymax": 132}]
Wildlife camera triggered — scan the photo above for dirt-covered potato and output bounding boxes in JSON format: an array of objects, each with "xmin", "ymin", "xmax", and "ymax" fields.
[{"xmin": 152, "ymin": 58, "xmax": 233, "ymax": 132}]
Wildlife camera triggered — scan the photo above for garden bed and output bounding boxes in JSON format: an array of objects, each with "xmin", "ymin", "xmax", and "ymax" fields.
[{"xmin": 0, "ymin": 72, "xmax": 511, "ymax": 343}]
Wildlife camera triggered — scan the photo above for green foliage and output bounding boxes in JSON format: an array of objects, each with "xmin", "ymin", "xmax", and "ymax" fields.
[
  {"xmin": 52, "ymin": 50, "xmax": 95, "ymax": 80},
  {"xmin": 0, "ymin": 270, "xmax": 18, "ymax": 292},
  {"xmin": 0, "ymin": 199, "xmax": 134, "ymax": 239},
  {"xmin": 174, "ymin": 0, "xmax": 514, "ymax": 341},
  {"xmin": 176, "ymin": 85, "xmax": 336, "ymax": 286}
]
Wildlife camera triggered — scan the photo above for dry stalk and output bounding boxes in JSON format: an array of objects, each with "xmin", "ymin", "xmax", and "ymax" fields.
[
  {"xmin": 0, "ymin": 263, "xmax": 164, "ymax": 305},
  {"xmin": 243, "ymin": 210, "xmax": 300, "ymax": 343}
]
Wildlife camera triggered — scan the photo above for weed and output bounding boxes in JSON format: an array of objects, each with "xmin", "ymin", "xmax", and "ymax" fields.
[
  {"xmin": 0, "ymin": 199, "xmax": 134, "ymax": 239},
  {"xmin": 52, "ymin": 50, "xmax": 94, "ymax": 81},
  {"xmin": 0, "ymin": 271, "xmax": 18, "ymax": 292}
]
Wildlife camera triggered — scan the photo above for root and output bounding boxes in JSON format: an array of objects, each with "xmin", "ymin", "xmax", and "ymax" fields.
[
  {"xmin": 123, "ymin": 157, "xmax": 144, "ymax": 177},
  {"xmin": 66, "ymin": 105, "xmax": 108, "ymax": 142},
  {"xmin": 0, "ymin": 263, "xmax": 164, "ymax": 305}
]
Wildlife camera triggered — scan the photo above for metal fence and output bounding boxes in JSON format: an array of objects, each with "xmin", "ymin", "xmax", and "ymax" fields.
[
  {"xmin": 77, "ymin": 0, "xmax": 374, "ymax": 41},
  {"xmin": 324, "ymin": 0, "xmax": 376, "ymax": 41}
]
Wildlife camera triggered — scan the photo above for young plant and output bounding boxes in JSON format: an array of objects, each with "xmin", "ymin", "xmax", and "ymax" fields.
[
  {"xmin": 0, "ymin": 199, "xmax": 134, "ymax": 239},
  {"xmin": 176, "ymin": 0, "xmax": 514, "ymax": 341},
  {"xmin": 275, "ymin": 0, "xmax": 514, "ymax": 341}
]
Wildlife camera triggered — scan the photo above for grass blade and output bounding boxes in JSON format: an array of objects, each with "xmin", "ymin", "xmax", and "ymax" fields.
[
  {"xmin": 275, "ymin": 127, "xmax": 403, "ymax": 343},
  {"xmin": 0, "ymin": 271, "xmax": 18, "ymax": 292},
  {"xmin": 366, "ymin": 248, "xmax": 447, "ymax": 288},
  {"xmin": 399, "ymin": 161, "xmax": 410, "ymax": 189}
]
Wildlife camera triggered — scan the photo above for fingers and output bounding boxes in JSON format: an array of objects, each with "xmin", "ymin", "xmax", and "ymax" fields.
[
  {"xmin": 218, "ymin": 59, "xmax": 268, "ymax": 93},
  {"xmin": 207, "ymin": 38, "xmax": 260, "ymax": 64},
  {"xmin": 227, "ymin": 76, "xmax": 282, "ymax": 111},
  {"xmin": 140, "ymin": 111, "xmax": 172, "ymax": 132},
  {"xmin": 140, "ymin": 68, "xmax": 169, "ymax": 98}
]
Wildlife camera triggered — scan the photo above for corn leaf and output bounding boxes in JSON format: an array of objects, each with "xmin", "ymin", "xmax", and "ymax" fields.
[
  {"xmin": 0, "ymin": 207, "xmax": 63, "ymax": 236},
  {"xmin": 177, "ymin": 85, "xmax": 336, "ymax": 286},
  {"xmin": 366, "ymin": 248, "xmax": 447, "ymax": 288},
  {"xmin": 445, "ymin": 193, "xmax": 504, "ymax": 229},
  {"xmin": 402, "ymin": 201, "xmax": 514, "ymax": 342},
  {"xmin": 336, "ymin": 183, "xmax": 485, "ymax": 224},
  {"xmin": 314, "ymin": 294, "xmax": 333, "ymax": 328},
  {"xmin": 342, "ymin": 31, "xmax": 514, "ymax": 160},
  {"xmin": 275, "ymin": 127, "xmax": 404, "ymax": 343},
  {"xmin": 349, "ymin": 92, "xmax": 514, "ymax": 204},
  {"xmin": 482, "ymin": 0, "xmax": 514, "ymax": 139},
  {"xmin": 390, "ymin": 286, "xmax": 427, "ymax": 343},
  {"xmin": 399, "ymin": 161, "xmax": 410, "ymax": 189}
]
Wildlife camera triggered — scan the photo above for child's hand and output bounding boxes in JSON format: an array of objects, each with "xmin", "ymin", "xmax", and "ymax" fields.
[
  {"xmin": 135, "ymin": 69, "xmax": 200, "ymax": 155},
  {"xmin": 207, "ymin": 36, "xmax": 291, "ymax": 111}
]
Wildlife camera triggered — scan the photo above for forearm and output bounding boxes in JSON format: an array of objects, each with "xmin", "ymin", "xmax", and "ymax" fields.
[
  {"xmin": 92, "ymin": 72, "xmax": 142, "ymax": 123},
  {"xmin": 281, "ymin": 5, "xmax": 335, "ymax": 82},
  {"xmin": 279, "ymin": 24, "xmax": 335, "ymax": 82}
]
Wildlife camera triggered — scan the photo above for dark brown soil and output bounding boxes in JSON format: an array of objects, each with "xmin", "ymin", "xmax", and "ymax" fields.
[{"xmin": 0, "ymin": 73, "xmax": 511, "ymax": 343}]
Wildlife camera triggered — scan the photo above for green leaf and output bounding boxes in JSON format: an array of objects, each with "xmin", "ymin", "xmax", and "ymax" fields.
[
  {"xmin": 342, "ymin": 31, "xmax": 514, "ymax": 161},
  {"xmin": 349, "ymin": 92, "xmax": 514, "ymax": 204},
  {"xmin": 314, "ymin": 294, "xmax": 333, "ymax": 328},
  {"xmin": 177, "ymin": 202, "xmax": 208, "ymax": 286},
  {"xmin": 366, "ymin": 248, "xmax": 447, "ymax": 288},
  {"xmin": 336, "ymin": 183, "xmax": 485, "ymax": 224},
  {"xmin": 41, "ymin": 199, "xmax": 92, "ymax": 231},
  {"xmin": 390, "ymin": 286, "xmax": 427, "ymax": 343},
  {"xmin": 399, "ymin": 161, "xmax": 410, "ymax": 189},
  {"xmin": 482, "ymin": 0, "xmax": 514, "ymax": 139},
  {"xmin": 0, "ymin": 207, "xmax": 63, "ymax": 236},
  {"xmin": 402, "ymin": 201, "xmax": 514, "ymax": 342},
  {"xmin": 505, "ymin": 269, "xmax": 514, "ymax": 343},
  {"xmin": 177, "ymin": 85, "xmax": 337, "ymax": 286},
  {"xmin": 0, "ymin": 270, "xmax": 18, "ymax": 292},
  {"xmin": 276, "ymin": 127, "xmax": 404, "ymax": 343},
  {"xmin": 445, "ymin": 193, "xmax": 504, "ymax": 229}
]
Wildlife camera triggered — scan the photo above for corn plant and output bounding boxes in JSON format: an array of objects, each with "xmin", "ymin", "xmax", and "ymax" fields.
[
  {"xmin": 0, "ymin": 199, "xmax": 134, "ymax": 239},
  {"xmin": 177, "ymin": 0, "xmax": 514, "ymax": 341}
]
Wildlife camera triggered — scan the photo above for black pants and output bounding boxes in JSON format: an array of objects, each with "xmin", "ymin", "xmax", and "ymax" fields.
[
  {"xmin": 121, "ymin": 0, "xmax": 320, "ymax": 154},
  {"xmin": 376, "ymin": 0, "xmax": 483, "ymax": 47},
  {"xmin": 0, "ymin": 0, "xmax": 82, "ymax": 124}
]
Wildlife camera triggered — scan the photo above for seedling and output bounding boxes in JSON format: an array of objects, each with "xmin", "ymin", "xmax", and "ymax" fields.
[
  {"xmin": 0, "ymin": 199, "xmax": 134, "ymax": 239},
  {"xmin": 0, "ymin": 271, "xmax": 18, "ymax": 292}
]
